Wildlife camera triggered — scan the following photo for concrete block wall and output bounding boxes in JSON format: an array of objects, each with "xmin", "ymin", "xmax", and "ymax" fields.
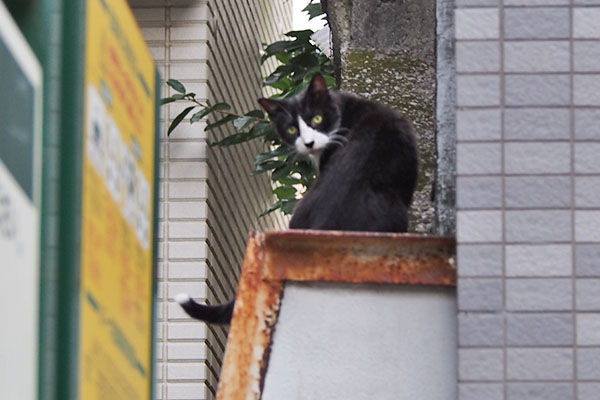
[
  {"xmin": 129, "ymin": 1, "xmax": 290, "ymax": 398},
  {"xmin": 456, "ymin": 1, "xmax": 600, "ymax": 399}
]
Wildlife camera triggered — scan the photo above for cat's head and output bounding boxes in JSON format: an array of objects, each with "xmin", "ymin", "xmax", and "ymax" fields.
[{"xmin": 258, "ymin": 74, "xmax": 342, "ymax": 156}]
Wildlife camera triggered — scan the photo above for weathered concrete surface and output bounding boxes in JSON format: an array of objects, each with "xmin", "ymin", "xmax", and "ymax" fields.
[
  {"xmin": 324, "ymin": 0, "xmax": 437, "ymax": 233},
  {"xmin": 435, "ymin": 0, "xmax": 456, "ymax": 236}
]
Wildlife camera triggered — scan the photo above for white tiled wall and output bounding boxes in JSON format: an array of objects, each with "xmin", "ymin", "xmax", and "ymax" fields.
[{"xmin": 129, "ymin": 1, "xmax": 291, "ymax": 398}]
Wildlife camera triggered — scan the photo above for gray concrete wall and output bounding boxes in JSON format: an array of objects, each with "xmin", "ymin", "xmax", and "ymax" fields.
[
  {"xmin": 455, "ymin": 2, "xmax": 600, "ymax": 399},
  {"xmin": 325, "ymin": 0, "xmax": 437, "ymax": 233}
]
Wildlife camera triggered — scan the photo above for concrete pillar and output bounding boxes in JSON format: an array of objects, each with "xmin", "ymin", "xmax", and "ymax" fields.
[{"xmin": 324, "ymin": 0, "xmax": 437, "ymax": 233}]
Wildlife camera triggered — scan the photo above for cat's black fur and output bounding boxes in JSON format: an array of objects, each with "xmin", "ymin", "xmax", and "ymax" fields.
[{"xmin": 177, "ymin": 74, "xmax": 418, "ymax": 324}]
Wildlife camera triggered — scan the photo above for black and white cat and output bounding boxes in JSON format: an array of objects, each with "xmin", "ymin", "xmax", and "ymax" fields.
[{"xmin": 175, "ymin": 73, "xmax": 419, "ymax": 323}]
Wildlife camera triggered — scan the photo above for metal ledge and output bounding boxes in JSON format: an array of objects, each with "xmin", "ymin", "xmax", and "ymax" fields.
[{"xmin": 216, "ymin": 230, "xmax": 456, "ymax": 400}]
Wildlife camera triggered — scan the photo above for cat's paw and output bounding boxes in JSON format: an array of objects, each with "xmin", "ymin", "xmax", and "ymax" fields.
[{"xmin": 175, "ymin": 293, "xmax": 191, "ymax": 305}]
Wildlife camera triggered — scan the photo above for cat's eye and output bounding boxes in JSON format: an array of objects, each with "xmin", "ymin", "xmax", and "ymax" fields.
[
  {"xmin": 287, "ymin": 126, "xmax": 298, "ymax": 135},
  {"xmin": 312, "ymin": 114, "xmax": 323, "ymax": 124}
]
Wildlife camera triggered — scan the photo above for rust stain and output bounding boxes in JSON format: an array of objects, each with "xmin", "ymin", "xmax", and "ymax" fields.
[
  {"xmin": 216, "ymin": 229, "xmax": 456, "ymax": 400},
  {"xmin": 216, "ymin": 232, "xmax": 284, "ymax": 400},
  {"xmin": 263, "ymin": 230, "xmax": 456, "ymax": 287}
]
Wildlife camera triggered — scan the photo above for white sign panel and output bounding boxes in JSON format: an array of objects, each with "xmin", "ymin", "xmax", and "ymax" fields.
[
  {"xmin": 0, "ymin": 160, "xmax": 40, "ymax": 400},
  {"xmin": 0, "ymin": 2, "xmax": 42, "ymax": 399}
]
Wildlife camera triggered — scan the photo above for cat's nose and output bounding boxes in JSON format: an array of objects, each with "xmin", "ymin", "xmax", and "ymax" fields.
[{"xmin": 305, "ymin": 141, "xmax": 314, "ymax": 148}]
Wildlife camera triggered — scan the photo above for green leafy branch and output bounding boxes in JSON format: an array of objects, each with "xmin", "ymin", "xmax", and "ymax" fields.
[{"xmin": 161, "ymin": 1, "xmax": 333, "ymax": 216}]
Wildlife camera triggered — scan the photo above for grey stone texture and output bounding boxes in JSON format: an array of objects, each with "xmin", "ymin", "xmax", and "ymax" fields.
[
  {"xmin": 574, "ymin": 8, "xmax": 600, "ymax": 38},
  {"xmin": 506, "ymin": 348, "xmax": 574, "ymax": 380},
  {"xmin": 457, "ymin": 41, "xmax": 500, "ymax": 72},
  {"xmin": 507, "ymin": 383, "xmax": 574, "ymax": 400},
  {"xmin": 504, "ymin": 108, "xmax": 570, "ymax": 141},
  {"xmin": 459, "ymin": 348, "xmax": 504, "ymax": 381},
  {"xmin": 506, "ymin": 278, "xmax": 573, "ymax": 311},
  {"xmin": 457, "ymin": 176, "xmax": 502, "ymax": 209},
  {"xmin": 455, "ymin": 8, "xmax": 499, "ymax": 39},
  {"xmin": 577, "ymin": 313, "xmax": 600, "ymax": 345},
  {"xmin": 574, "ymin": 41, "xmax": 600, "ymax": 71},
  {"xmin": 504, "ymin": 8, "xmax": 570, "ymax": 39},
  {"xmin": 577, "ymin": 348, "xmax": 600, "ymax": 380},
  {"xmin": 574, "ymin": 74, "xmax": 600, "ymax": 105},
  {"xmin": 505, "ymin": 244, "xmax": 572, "ymax": 277},
  {"xmin": 459, "ymin": 312, "xmax": 505, "ymax": 346},
  {"xmin": 504, "ymin": 75, "xmax": 570, "ymax": 106},
  {"xmin": 505, "ymin": 142, "xmax": 571, "ymax": 174},
  {"xmin": 505, "ymin": 210, "xmax": 572, "ymax": 243},
  {"xmin": 505, "ymin": 0, "xmax": 569, "ymax": 4},
  {"xmin": 505, "ymin": 176, "xmax": 571, "ymax": 209},
  {"xmin": 506, "ymin": 313, "xmax": 573, "ymax": 346},
  {"xmin": 576, "ymin": 177, "xmax": 600, "ymax": 208},
  {"xmin": 456, "ymin": 0, "xmax": 499, "ymax": 6},
  {"xmin": 457, "ymin": 143, "xmax": 501, "ymax": 174},
  {"xmin": 575, "ymin": 109, "xmax": 600, "ymax": 139},
  {"xmin": 459, "ymin": 384, "xmax": 503, "ymax": 400},
  {"xmin": 459, "ymin": 278, "xmax": 503, "ymax": 311},
  {"xmin": 575, "ymin": 210, "xmax": 600, "ymax": 242},
  {"xmin": 579, "ymin": 383, "xmax": 600, "ymax": 400},
  {"xmin": 456, "ymin": 2, "xmax": 600, "ymax": 397},
  {"xmin": 457, "ymin": 109, "xmax": 501, "ymax": 141},
  {"xmin": 575, "ymin": 142, "xmax": 600, "ymax": 173},
  {"xmin": 576, "ymin": 279, "xmax": 600, "ymax": 310},
  {"xmin": 457, "ymin": 75, "xmax": 500, "ymax": 106},
  {"xmin": 576, "ymin": 244, "xmax": 600, "ymax": 276},
  {"xmin": 504, "ymin": 41, "xmax": 570, "ymax": 73},
  {"xmin": 457, "ymin": 244, "xmax": 503, "ymax": 276},
  {"xmin": 457, "ymin": 211, "xmax": 503, "ymax": 243},
  {"xmin": 435, "ymin": 0, "xmax": 456, "ymax": 236}
]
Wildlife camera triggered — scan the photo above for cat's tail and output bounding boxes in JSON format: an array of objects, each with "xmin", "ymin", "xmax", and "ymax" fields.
[{"xmin": 175, "ymin": 293, "xmax": 234, "ymax": 324}]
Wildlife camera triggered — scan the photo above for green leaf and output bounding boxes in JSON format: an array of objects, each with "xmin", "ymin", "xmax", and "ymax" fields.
[
  {"xmin": 259, "ymin": 200, "xmax": 284, "ymax": 217},
  {"xmin": 275, "ymin": 52, "xmax": 292, "ymax": 64},
  {"xmin": 190, "ymin": 108, "xmax": 210, "ymax": 123},
  {"xmin": 252, "ymin": 160, "xmax": 286, "ymax": 175},
  {"xmin": 160, "ymin": 97, "xmax": 176, "ymax": 105},
  {"xmin": 211, "ymin": 102, "xmax": 232, "ymax": 112},
  {"xmin": 168, "ymin": 106, "xmax": 195, "ymax": 135},
  {"xmin": 271, "ymin": 163, "xmax": 293, "ymax": 182},
  {"xmin": 274, "ymin": 186, "xmax": 297, "ymax": 200},
  {"xmin": 205, "ymin": 114, "xmax": 236, "ymax": 131},
  {"xmin": 233, "ymin": 116, "xmax": 256, "ymax": 132},
  {"xmin": 292, "ymin": 52, "xmax": 320, "ymax": 68},
  {"xmin": 191, "ymin": 102, "xmax": 232, "ymax": 124},
  {"xmin": 263, "ymin": 40, "xmax": 295, "ymax": 56},
  {"xmin": 285, "ymin": 29, "xmax": 313, "ymax": 41},
  {"xmin": 167, "ymin": 79, "xmax": 186, "ymax": 94},
  {"xmin": 281, "ymin": 198, "xmax": 299, "ymax": 214},
  {"xmin": 210, "ymin": 131, "xmax": 250, "ymax": 147},
  {"xmin": 264, "ymin": 72, "xmax": 284, "ymax": 86},
  {"xmin": 245, "ymin": 109, "xmax": 265, "ymax": 119},
  {"xmin": 277, "ymin": 176, "xmax": 304, "ymax": 186},
  {"xmin": 248, "ymin": 121, "xmax": 274, "ymax": 140},
  {"xmin": 254, "ymin": 146, "xmax": 292, "ymax": 165},
  {"xmin": 302, "ymin": 2, "xmax": 323, "ymax": 21}
]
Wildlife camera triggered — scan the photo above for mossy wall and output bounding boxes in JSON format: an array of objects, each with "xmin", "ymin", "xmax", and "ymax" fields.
[{"xmin": 325, "ymin": 0, "xmax": 436, "ymax": 233}]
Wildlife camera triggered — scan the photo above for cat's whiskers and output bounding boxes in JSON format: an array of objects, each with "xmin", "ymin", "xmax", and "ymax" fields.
[{"xmin": 326, "ymin": 129, "xmax": 350, "ymax": 148}]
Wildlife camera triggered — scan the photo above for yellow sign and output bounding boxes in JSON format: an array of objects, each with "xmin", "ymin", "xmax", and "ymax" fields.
[{"xmin": 79, "ymin": 0, "xmax": 156, "ymax": 398}]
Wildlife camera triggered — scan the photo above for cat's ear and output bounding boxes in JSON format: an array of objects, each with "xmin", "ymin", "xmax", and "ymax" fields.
[
  {"xmin": 258, "ymin": 98, "xmax": 285, "ymax": 118},
  {"xmin": 307, "ymin": 73, "xmax": 328, "ymax": 98}
]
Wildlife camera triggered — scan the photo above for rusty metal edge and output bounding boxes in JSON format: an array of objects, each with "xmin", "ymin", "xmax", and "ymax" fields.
[
  {"xmin": 216, "ymin": 230, "xmax": 457, "ymax": 400},
  {"xmin": 216, "ymin": 232, "xmax": 283, "ymax": 400},
  {"xmin": 262, "ymin": 230, "xmax": 456, "ymax": 287}
]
